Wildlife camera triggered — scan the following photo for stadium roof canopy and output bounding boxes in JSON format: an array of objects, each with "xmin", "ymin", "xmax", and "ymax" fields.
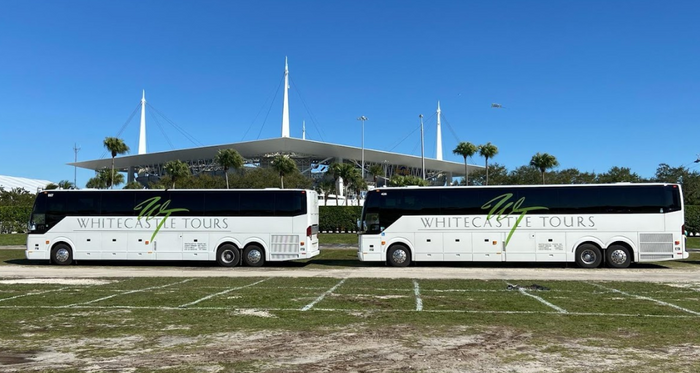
[
  {"xmin": 0, "ymin": 175, "xmax": 54, "ymax": 193},
  {"xmin": 70, "ymin": 137, "xmax": 482, "ymax": 182}
]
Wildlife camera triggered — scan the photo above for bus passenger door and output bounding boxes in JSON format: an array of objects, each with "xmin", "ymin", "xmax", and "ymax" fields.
[
  {"xmin": 472, "ymin": 232, "xmax": 504, "ymax": 262},
  {"xmin": 154, "ymin": 233, "xmax": 183, "ymax": 261}
]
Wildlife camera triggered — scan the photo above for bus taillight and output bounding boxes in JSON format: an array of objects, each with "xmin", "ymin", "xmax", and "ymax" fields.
[{"xmin": 307, "ymin": 225, "xmax": 312, "ymax": 237}]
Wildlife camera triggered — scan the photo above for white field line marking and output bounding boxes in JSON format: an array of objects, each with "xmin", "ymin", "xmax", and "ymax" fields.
[
  {"xmin": 413, "ymin": 280, "xmax": 423, "ymax": 311},
  {"xmin": 506, "ymin": 282, "xmax": 567, "ymax": 314},
  {"xmin": 301, "ymin": 278, "xmax": 347, "ymax": 311},
  {"xmin": 0, "ymin": 288, "xmax": 67, "ymax": 303},
  {"xmin": 179, "ymin": 278, "xmax": 270, "ymax": 308},
  {"xmin": 2, "ymin": 304, "xmax": 699, "ymax": 319},
  {"xmin": 62, "ymin": 279, "xmax": 194, "ymax": 308},
  {"xmin": 591, "ymin": 283, "xmax": 700, "ymax": 316}
]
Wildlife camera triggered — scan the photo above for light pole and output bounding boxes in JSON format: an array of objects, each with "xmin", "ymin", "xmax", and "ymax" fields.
[
  {"xmin": 357, "ymin": 116, "xmax": 368, "ymax": 179},
  {"xmin": 419, "ymin": 114, "xmax": 425, "ymax": 180}
]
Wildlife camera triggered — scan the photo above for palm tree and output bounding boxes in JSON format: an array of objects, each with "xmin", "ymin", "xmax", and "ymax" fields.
[
  {"xmin": 86, "ymin": 169, "xmax": 123, "ymax": 189},
  {"xmin": 103, "ymin": 137, "xmax": 130, "ymax": 189},
  {"xmin": 316, "ymin": 179, "xmax": 336, "ymax": 206},
  {"xmin": 123, "ymin": 181, "xmax": 143, "ymax": 189},
  {"xmin": 368, "ymin": 164, "xmax": 384, "ymax": 186},
  {"xmin": 271, "ymin": 155, "xmax": 297, "ymax": 189},
  {"xmin": 215, "ymin": 148, "xmax": 244, "ymax": 189},
  {"xmin": 332, "ymin": 163, "xmax": 359, "ymax": 205},
  {"xmin": 452, "ymin": 142, "xmax": 478, "ymax": 186},
  {"xmin": 478, "ymin": 142, "xmax": 499, "ymax": 185},
  {"xmin": 164, "ymin": 160, "xmax": 190, "ymax": 189},
  {"xmin": 329, "ymin": 163, "xmax": 344, "ymax": 205},
  {"xmin": 530, "ymin": 152, "xmax": 559, "ymax": 184}
]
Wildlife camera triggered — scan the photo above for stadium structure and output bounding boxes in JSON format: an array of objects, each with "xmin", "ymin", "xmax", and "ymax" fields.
[{"xmin": 70, "ymin": 58, "xmax": 483, "ymax": 195}]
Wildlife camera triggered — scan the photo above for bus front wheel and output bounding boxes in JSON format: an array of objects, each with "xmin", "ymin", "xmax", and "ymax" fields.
[
  {"xmin": 575, "ymin": 244, "xmax": 602, "ymax": 268},
  {"xmin": 387, "ymin": 245, "xmax": 411, "ymax": 267},
  {"xmin": 216, "ymin": 244, "xmax": 239, "ymax": 267},
  {"xmin": 243, "ymin": 245, "xmax": 265, "ymax": 267},
  {"xmin": 51, "ymin": 243, "xmax": 73, "ymax": 265},
  {"xmin": 606, "ymin": 245, "xmax": 631, "ymax": 268}
]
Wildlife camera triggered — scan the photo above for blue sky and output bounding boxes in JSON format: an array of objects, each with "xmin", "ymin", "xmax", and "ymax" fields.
[{"xmin": 1, "ymin": 1, "xmax": 698, "ymax": 186}]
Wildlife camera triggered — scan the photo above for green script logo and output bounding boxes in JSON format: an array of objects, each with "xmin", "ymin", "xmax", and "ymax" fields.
[
  {"xmin": 481, "ymin": 193, "xmax": 547, "ymax": 247},
  {"xmin": 135, "ymin": 196, "xmax": 189, "ymax": 242}
]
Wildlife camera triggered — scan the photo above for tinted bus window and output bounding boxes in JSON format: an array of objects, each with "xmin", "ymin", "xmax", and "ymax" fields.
[
  {"xmin": 168, "ymin": 191, "xmax": 204, "ymax": 216},
  {"xmin": 275, "ymin": 192, "xmax": 305, "ymax": 216},
  {"xmin": 205, "ymin": 191, "xmax": 240, "ymax": 216},
  {"xmin": 240, "ymin": 192, "xmax": 274, "ymax": 216},
  {"xmin": 101, "ymin": 191, "xmax": 136, "ymax": 216}
]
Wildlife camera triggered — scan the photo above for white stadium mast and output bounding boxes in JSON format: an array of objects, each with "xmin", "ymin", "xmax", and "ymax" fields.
[
  {"xmin": 138, "ymin": 90, "xmax": 147, "ymax": 154},
  {"xmin": 436, "ymin": 101, "xmax": 443, "ymax": 160},
  {"xmin": 281, "ymin": 57, "xmax": 290, "ymax": 138}
]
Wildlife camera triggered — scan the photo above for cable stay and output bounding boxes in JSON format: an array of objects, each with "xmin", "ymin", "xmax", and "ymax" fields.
[
  {"xmin": 100, "ymin": 103, "xmax": 141, "ymax": 158},
  {"xmin": 148, "ymin": 112, "xmax": 175, "ymax": 149},
  {"xmin": 440, "ymin": 114, "xmax": 463, "ymax": 144},
  {"xmin": 256, "ymin": 76, "xmax": 284, "ymax": 140},
  {"xmin": 290, "ymin": 78, "xmax": 326, "ymax": 142},
  {"xmin": 241, "ymin": 76, "xmax": 283, "ymax": 141},
  {"xmin": 146, "ymin": 103, "xmax": 204, "ymax": 147}
]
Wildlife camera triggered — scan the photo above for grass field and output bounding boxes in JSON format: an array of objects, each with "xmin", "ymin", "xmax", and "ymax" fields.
[{"xmin": 1, "ymin": 275, "xmax": 700, "ymax": 371}]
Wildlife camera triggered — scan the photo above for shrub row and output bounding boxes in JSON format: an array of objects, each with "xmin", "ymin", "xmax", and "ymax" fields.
[
  {"xmin": 685, "ymin": 205, "xmax": 700, "ymax": 234},
  {"xmin": 319, "ymin": 206, "xmax": 362, "ymax": 232},
  {"xmin": 0, "ymin": 206, "xmax": 31, "ymax": 234}
]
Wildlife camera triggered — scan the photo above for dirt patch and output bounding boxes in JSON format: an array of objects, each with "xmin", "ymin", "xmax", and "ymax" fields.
[{"xmin": 4, "ymin": 327, "xmax": 700, "ymax": 372}]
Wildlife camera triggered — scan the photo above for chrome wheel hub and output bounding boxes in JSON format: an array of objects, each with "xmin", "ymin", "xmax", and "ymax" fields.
[
  {"xmin": 247, "ymin": 250, "xmax": 262, "ymax": 264},
  {"xmin": 55, "ymin": 248, "xmax": 70, "ymax": 263},
  {"xmin": 609, "ymin": 249, "xmax": 627, "ymax": 265},
  {"xmin": 392, "ymin": 249, "xmax": 407, "ymax": 264}
]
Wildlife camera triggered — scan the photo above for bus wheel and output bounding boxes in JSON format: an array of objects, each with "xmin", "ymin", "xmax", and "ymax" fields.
[
  {"xmin": 606, "ymin": 245, "xmax": 631, "ymax": 268},
  {"xmin": 387, "ymin": 245, "xmax": 411, "ymax": 267},
  {"xmin": 51, "ymin": 243, "xmax": 73, "ymax": 265},
  {"xmin": 575, "ymin": 244, "xmax": 602, "ymax": 268},
  {"xmin": 216, "ymin": 244, "xmax": 239, "ymax": 267},
  {"xmin": 243, "ymin": 245, "xmax": 265, "ymax": 267}
]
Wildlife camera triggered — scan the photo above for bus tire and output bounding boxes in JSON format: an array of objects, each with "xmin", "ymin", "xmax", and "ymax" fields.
[
  {"xmin": 606, "ymin": 244, "xmax": 631, "ymax": 268},
  {"xmin": 216, "ymin": 244, "xmax": 239, "ymax": 267},
  {"xmin": 243, "ymin": 245, "xmax": 265, "ymax": 267},
  {"xmin": 51, "ymin": 243, "xmax": 73, "ymax": 265},
  {"xmin": 575, "ymin": 244, "xmax": 602, "ymax": 268},
  {"xmin": 387, "ymin": 244, "xmax": 411, "ymax": 267}
]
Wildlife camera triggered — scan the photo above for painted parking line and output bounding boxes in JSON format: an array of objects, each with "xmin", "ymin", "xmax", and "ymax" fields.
[
  {"xmin": 0, "ymin": 288, "xmax": 68, "ymax": 303},
  {"xmin": 61, "ymin": 279, "xmax": 194, "ymax": 308},
  {"xmin": 413, "ymin": 280, "xmax": 423, "ymax": 311},
  {"xmin": 590, "ymin": 283, "xmax": 700, "ymax": 316},
  {"xmin": 301, "ymin": 278, "xmax": 347, "ymax": 311},
  {"xmin": 507, "ymin": 282, "xmax": 567, "ymax": 314},
  {"xmin": 179, "ymin": 278, "xmax": 270, "ymax": 308}
]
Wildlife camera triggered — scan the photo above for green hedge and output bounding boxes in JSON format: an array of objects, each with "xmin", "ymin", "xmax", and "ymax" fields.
[
  {"xmin": 0, "ymin": 206, "xmax": 31, "ymax": 234},
  {"xmin": 686, "ymin": 205, "xmax": 700, "ymax": 234},
  {"xmin": 319, "ymin": 206, "xmax": 362, "ymax": 232}
]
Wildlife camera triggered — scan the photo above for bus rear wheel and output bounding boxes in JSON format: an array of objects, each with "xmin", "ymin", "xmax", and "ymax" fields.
[
  {"xmin": 606, "ymin": 245, "xmax": 631, "ymax": 268},
  {"xmin": 243, "ymin": 245, "xmax": 265, "ymax": 267},
  {"xmin": 51, "ymin": 243, "xmax": 73, "ymax": 265},
  {"xmin": 575, "ymin": 244, "xmax": 602, "ymax": 268},
  {"xmin": 216, "ymin": 244, "xmax": 239, "ymax": 267},
  {"xmin": 387, "ymin": 245, "xmax": 411, "ymax": 267}
]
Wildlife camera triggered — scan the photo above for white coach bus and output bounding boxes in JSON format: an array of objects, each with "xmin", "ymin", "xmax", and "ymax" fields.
[
  {"xmin": 357, "ymin": 183, "xmax": 687, "ymax": 268},
  {"xmin": 26, "ymin": 189, "xmax": 320, "ymax": 267}
]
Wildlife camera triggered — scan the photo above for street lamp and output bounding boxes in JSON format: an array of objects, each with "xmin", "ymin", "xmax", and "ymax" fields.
[
  {"xmin": 419, "ymin": 114, "xmax": 425, "ymax": 180},
  {"xmin": 357, "ymin": 116, "xmax": 368, "ymax": 178}
]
